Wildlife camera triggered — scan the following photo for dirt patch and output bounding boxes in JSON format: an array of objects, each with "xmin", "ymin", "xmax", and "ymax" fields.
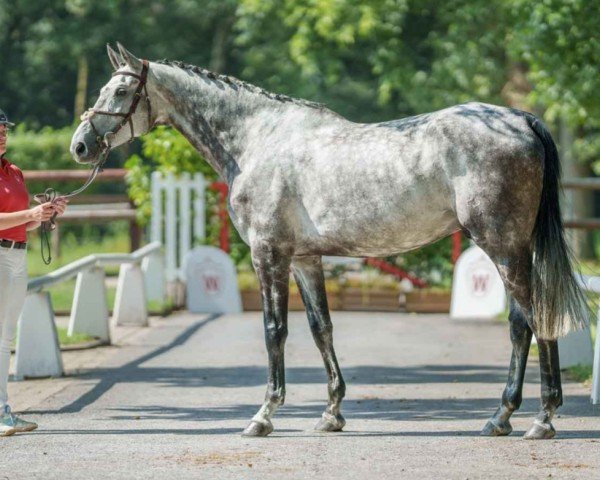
[{"xmin": 174, "ymin": 450, "xmax": 263, "ymax": 468}]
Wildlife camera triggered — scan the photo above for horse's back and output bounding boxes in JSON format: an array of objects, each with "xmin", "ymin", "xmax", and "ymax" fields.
[{"xmin": 233, "ymin": 102, "xmax": 544, "ymax": 256}]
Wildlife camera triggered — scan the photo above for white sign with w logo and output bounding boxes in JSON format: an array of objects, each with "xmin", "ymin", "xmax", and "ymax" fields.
[
  {"xmin": 450, "ymin": 245, "xmax": 506, "ymax": 319},
  {"xmin": 184, "ymin": 246, "xmax": 242, "ymax": 313}
]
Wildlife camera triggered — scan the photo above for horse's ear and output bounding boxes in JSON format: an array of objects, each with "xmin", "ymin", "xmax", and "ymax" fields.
[
  {"xmin": 106, "ymin": 44, "xmax": 122, "ymax": 71},
  {"xmin": 116, "ymin": 42, "xmax": 142, "ymax": 71}
]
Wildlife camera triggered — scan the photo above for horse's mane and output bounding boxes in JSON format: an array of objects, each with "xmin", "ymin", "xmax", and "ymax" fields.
[{"xmin": 155, "ymin": 59, "xmax": 329, "ymax": 112}]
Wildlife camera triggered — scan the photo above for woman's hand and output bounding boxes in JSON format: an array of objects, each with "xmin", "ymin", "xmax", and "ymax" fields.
[
  {"xmin": 29, "ymin": 202, "xmax": 56, "ymax": 222},
  {"xmin": 51, "ymin": 197, "xmax": 69, "ymax": 217}
]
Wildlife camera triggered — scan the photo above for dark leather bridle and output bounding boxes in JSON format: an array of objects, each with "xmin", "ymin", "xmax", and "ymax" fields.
[
  {"xmin": 35, "ymin": 59, "xmax": 152, "ymax": 265},
  {"xmin": 82, "ymin": 59, "xmax": 152, "ymax": 156}
]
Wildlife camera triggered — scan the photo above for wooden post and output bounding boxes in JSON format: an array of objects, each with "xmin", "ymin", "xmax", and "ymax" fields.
[
  {"xmin": 74, "ymin": 55, "xmax": 89, "ymax": 121},
  {"xmin": 559, "ymin": 120, "xmax": 593, "ymax": 258},
  {"xmin": 129, "ymin": 220, "xmax": 141, "ymax": 252},
  {"xmin": 129, "ymin": 199, "xmax": 141, "ymax": 252}
]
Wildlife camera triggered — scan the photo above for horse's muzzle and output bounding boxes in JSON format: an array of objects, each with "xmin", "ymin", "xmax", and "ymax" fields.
[{"xmin": 70, "ymin": 124, "xmax": 102, "ymax": 165}]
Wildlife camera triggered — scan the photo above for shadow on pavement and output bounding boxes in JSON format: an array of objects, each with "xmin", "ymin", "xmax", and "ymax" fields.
[
  {"xmin": 26, "ymin": 312, "xmax": 598, "ymax": 432},
  {"xmin": 27, "ymin": 427, "xmax": 600, "ymax": 439},
  {"xmin": 99, "ymin": 394, "xmax": 597, "ymax": 423}
]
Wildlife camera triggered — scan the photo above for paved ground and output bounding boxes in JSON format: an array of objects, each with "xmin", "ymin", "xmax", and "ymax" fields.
[{"xmin": 2, "ymin": 311, "xmax": 599, "ymax": 479}]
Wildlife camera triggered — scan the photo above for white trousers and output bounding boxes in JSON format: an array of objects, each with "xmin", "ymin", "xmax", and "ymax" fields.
[{"xmin": 0, "ymin": 247, "xmax": 27, "ymax": 409}]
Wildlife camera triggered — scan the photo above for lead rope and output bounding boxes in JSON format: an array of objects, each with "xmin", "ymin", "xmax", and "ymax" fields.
[{"xmin": 34, "ymin": 159, "xmax": 106, "ymax": 265}]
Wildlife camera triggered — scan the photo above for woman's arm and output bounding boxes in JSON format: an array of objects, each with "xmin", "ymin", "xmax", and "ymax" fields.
[
  {"xmin": 25, "ymin": 221, "xmax": 41, "ymax": 231},
  {"xmin": 23, "ymin": 198, "xmax": 68, "ymax": 231},
  {"xmin": 0, "ymin": 203, "xmax": 55, "ymax": 231}
]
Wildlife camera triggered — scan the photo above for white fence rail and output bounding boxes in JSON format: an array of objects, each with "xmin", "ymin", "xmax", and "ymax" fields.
[
  {"xmin": 150, "ymin": 172, "xmax": 205, "ymax": 282},
  {"xmin": 14, "ymin": 242, "xmax": 165, "ymax": 380}
]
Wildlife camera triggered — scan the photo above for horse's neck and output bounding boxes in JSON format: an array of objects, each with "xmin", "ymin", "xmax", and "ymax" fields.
[{"xmin": 150, "ymin": 64, "xmax": 278, "ymax": 181}]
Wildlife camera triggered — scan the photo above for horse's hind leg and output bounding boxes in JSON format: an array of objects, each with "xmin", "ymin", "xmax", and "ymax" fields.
[
  {"xmin": 292, "ymin": 256, "xmax": 346, "ymax": 431},
  {"xmin": 479, "ymin": 247, "xmax": 561, "ymax": 439},
  {"xmin": 524, "ymin": 338, "xmax": 561, "ymax": 439},
  {"xmin": 482, "ymin": 296, "xmax": 532, "ymax": 436},
  {"xmin": 480, "ymin": 249, "xmax": 533, "ymax": 436}
]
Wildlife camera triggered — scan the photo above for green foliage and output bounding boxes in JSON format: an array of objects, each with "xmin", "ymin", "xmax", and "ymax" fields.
[
  {"xmin": 125, "ymin": 126, "xmax": 218, "ymax": 227},
  {"xmin": 0, "ymin": 0, "xmax": 239, "ymax": 127},
  {"xmin": 125, "ymin": 127, "xmax": 252, "ymax": 265},
  {"xmin": 125, "ymin": 126, "xmax": 218, "ymax": 226},
  {"xmin": 509, "ymin": 0, "xmax": 600, "ymax": 166},
  {"xmin": 565, "ymin": 364, "xmax": 593, "ymax": 385},
  {"xmin": 7, "ymin": 124, "xmax": 76, "ymax": 170},
  {"xmin": 393, "ymin": 235, "xmax": 468, "ymax": 288}
]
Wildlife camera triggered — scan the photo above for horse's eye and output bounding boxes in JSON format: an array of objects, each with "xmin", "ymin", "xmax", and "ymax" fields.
[{"xmin": 116, "ymin": 88, "xmax": 127, "ymax": 96}]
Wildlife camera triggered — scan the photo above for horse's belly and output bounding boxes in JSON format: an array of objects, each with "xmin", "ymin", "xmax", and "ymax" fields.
[{"xmin": 295, "ymin": 201, "xmax": 459, "ymax": 257}]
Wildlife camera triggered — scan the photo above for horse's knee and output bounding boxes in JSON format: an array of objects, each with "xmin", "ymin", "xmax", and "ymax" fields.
[
  {"xmin": 502, "ymin": 386, "xmax": 522, "ymax": 411},
  {"xmin": 308, "ymin": 318, "xmax": 332, "ymax": 339},
  {"xmin": 265, "ymin": 322, "xmax": 288, "ymax": 348}
]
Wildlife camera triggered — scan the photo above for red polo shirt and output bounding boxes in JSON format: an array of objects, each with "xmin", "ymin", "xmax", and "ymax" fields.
[{"xmin": 0, "ymin": 156, "xmax": 29, "ymax": 242}]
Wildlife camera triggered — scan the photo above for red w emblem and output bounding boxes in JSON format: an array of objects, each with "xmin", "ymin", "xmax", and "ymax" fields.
[
  {"xmin": 203, "ymin": 275, "xmax": 221, "ymax": 294},
  {"xmin": 472, "ymin": 273, "xmax": 490, "ymax": 295}
]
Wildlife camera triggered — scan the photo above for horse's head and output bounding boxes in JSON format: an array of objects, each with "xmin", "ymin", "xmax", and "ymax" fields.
[{"xmin": 71, "ymin": 43, "xmax": 153, "ymax": 165}]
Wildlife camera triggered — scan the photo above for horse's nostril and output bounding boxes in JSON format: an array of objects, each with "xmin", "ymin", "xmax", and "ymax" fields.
[{"xmin": 75, "ymin": 142, "xmax": 87, "ymax": 156}]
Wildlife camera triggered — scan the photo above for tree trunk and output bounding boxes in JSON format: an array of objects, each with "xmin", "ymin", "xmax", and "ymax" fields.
[
  {"xmin": 209, "ymin": 16, "xmax": 234, "ymax": 73},
  {"xmin": 74, "ymin": 54, "xmax": 89, "ymax": 121}
]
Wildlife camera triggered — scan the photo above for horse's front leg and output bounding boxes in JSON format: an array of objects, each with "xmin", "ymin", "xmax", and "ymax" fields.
[
  {"xmin": 291, "ymin": 256, "xmax": 346, "ymax": 432},
  {"xmin": 242, "ymin": 244, "xmax": 291, "ymax": 437}
]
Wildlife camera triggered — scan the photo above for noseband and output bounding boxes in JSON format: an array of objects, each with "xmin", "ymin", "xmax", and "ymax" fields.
[{"xmin": 82, "ymin": 59, "xmax": 152, "ymax": 156}]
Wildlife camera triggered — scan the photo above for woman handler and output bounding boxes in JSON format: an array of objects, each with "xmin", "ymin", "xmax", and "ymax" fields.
[{"xmin": 0, "ymin": 109, "xmax": 68, "ymax": 436}]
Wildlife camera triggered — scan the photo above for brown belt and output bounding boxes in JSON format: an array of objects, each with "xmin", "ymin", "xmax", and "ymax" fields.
[{"xmin": 0, "ymin": 239, "xmax": 27, "ymax": 249}]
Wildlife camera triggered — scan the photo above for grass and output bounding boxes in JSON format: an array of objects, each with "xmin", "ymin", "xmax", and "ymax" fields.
[
  {"xmin": 47, "ymin": 279, "xmax": 117, "ymax": 313},
  {"xmin": 27, "ymin": 231, "xmax": 170, "ymax": 315},
  {"xmin": 56, "ymin": 326, "xmax": 95, "ymax": 346},
  {"xmin": 13, "ymin": 326, "xmax": 96, "ymax": 349},
  {"xmin": 566, "ymin": 364, "xmax": 594, "ymax": 386},
  {"xmin": 27, "ymin": 231, "xmax": 130, "ymax": 277}
]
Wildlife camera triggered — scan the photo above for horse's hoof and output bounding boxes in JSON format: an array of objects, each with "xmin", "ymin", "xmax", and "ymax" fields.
[
  {"xmin": 242, "ymin": 420, "xmax": 274, "ymax": 437},
  {"xmin": 315, "ymin": 412, "xmax": 346, "ymax": 432},
  {"xmin": 523, "ymin": 421, "xmax": 556, "ymax": 440},
  {"xmin": 481, "ymin": 419, "xmax": 512, "ymax": 436}
]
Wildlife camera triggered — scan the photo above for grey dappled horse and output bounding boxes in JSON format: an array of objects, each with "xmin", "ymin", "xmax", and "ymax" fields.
[{"xmin": 71, "ymin": 44, "xmax": 588, "ymax": 440}]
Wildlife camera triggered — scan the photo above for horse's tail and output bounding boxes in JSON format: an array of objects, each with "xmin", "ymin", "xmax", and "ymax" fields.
[{"xmin": 527, "ymin": 114, "xmax": 589, "ymax": 340}]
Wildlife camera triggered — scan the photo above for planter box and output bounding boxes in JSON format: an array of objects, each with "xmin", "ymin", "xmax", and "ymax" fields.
[
  {"xmin": 405, "ymin": 290, "xmax": 451, "ymax": 313},
  {"xmin": 339, "ymin": 287, "xmax": 400, "ymax": 312},
  {"xmin": 241, "ymin": 290, "xmax": 341, "ymax": 311},
  {"xmin": 241, "ymin": 290, "xmax": 262, "ymax": 311}
]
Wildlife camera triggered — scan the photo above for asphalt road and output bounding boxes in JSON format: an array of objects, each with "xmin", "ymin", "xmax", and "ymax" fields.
[{"xmin": 2, "ymin": 311, "xmax": 599, "ymax": 479}]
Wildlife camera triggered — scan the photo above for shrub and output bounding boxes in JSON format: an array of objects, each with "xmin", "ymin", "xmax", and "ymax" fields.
[
  {"xmin": 125, "ymin": 127, "xmax": 251, "ymax": 266},
  {"xmin": 7, "ymin": 124, "xmax": 75, "ymax": 170}
]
